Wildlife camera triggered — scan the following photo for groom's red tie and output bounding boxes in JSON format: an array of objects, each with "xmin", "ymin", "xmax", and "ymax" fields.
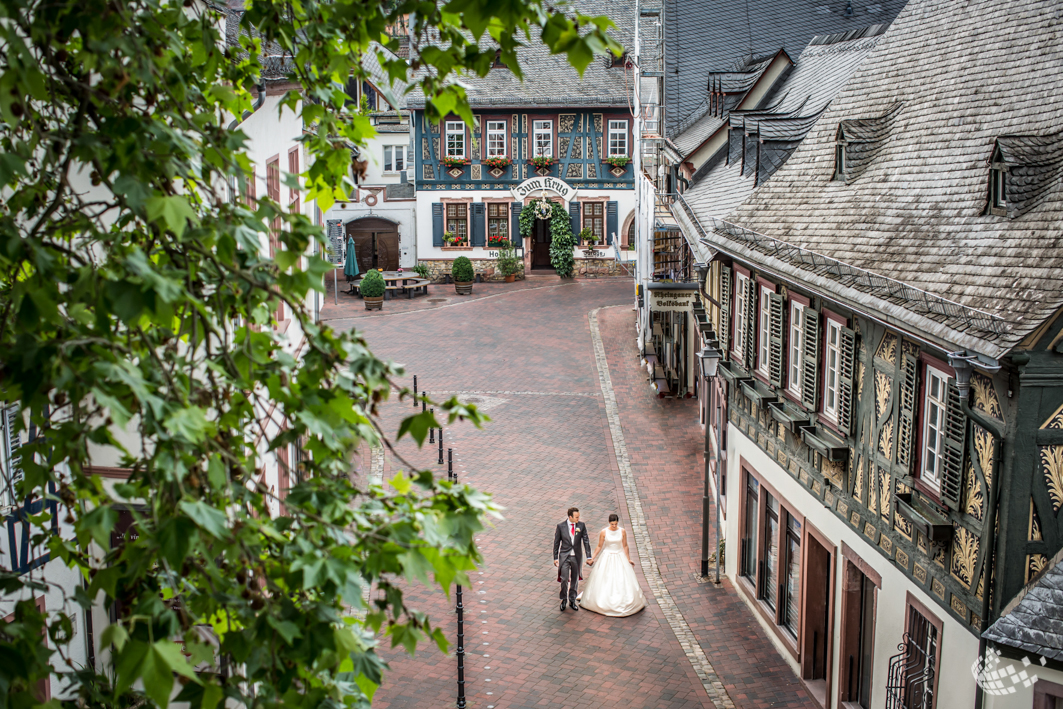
[{"xmin": 571, "ymin": 523, "xmax": 575, "ymax": 538}]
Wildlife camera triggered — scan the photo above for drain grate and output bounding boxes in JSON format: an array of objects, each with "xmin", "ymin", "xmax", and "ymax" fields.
[{"xmin": 428, "ymin": 298, "xmax": 448, "ymax": 303}]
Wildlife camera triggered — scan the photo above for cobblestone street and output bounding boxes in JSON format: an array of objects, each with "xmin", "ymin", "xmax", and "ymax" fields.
[{"xmin": 330, "ymin": 277, "xmax": 814, "ymax": 709}]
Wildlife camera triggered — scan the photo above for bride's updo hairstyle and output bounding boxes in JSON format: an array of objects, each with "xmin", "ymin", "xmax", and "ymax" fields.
[{"xmin": 608, "ymin": 514, "xmax": 619, "ymax": 523}]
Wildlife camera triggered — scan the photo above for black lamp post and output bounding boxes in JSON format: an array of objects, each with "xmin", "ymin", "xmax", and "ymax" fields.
[
  {"xmin": 456, "ymin": 583, "xmax": 466, "ymax": 708},
  {"xmin": 696, "ymin": 341, "xmax": 721, "ymax": 580}
]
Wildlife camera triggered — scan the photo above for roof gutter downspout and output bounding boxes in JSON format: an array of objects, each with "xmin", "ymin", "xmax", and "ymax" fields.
[
  {"xmin": 227, "ymin": 82, "xmax": 266, "ymax": 130},
  {"xmin": 972, "ymin": 410, "xmax": 1005, "ymax": 709}
]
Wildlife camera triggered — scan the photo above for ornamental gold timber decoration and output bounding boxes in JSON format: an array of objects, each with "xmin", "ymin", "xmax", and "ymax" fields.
[
  {"xmin": 1041, "ymin": 445, "xmax": 1063, "ymax": 513},
  {"xmin": 971, "ymin": 373, "xmax": 1002, "ymax": 420},
  {"xmin": 1029, "ymin": 499, "xmax": 1043, "ymax": 542},
  {"xmin": 879, "ymin": 467, "xmax": 891, "ymax": 521},
  {"xmin": 878, "ymin": 419, "xmax": 894, "ymax": 460},
  {"xmin": 951, "ymin": 525, "xmax": 979, "ymax": 588},
  {"xmin": 876, "ymin": 332, "xmax": 898, "ymax": 364},
  {"xmin": 975, "ymin": 426, "xmax": 995, "ymax": 490},
  {"xmin": 1028, "ymin": 554, "xmax": 1049, "ymax": 583},
  {"xmin": 875, "ymin": 370, "xmax": 891, "ymax": 418},
  {"xmin": 965, "ymin": 458, "xmax": 984, "ymax": 521},
  {"xmin": 1041, "ymin": 401, "xmax": 1063, "ymax": 429}
]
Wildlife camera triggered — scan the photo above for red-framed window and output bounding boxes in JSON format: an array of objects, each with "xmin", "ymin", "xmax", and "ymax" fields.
[
  {"xmin": 287, "ymin": 146, "xmax": 300, "ymax": 215},
  {"xmin": 820, "ymin": 309, "xmax": 847, "ymax": 424}
]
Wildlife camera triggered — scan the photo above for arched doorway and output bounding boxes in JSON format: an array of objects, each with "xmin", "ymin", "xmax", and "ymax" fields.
[{"xmin": 345, "ymin": 217, "xmax": 399, "ymax": 272}]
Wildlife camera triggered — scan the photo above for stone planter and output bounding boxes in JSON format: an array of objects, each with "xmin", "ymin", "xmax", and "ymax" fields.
[
  {"xmin": 504, "ymin": 274, "xmax": 515, "ymax": 283},
  {"xmin": 364, "ymin": 296, "xmax": 384, "ymax": 311},
  {"xmin": 455, "ymin": 281, "xmax": 474, "ymax": 295}
]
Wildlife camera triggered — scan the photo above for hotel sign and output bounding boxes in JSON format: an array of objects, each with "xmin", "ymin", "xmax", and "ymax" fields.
[
  {"xmin": 511, "ymin": 176, "xmax": 578, "ymax": 202},
  {"xmin": 650, "ymin": 289, "xmax": 697, "ymax": 312}
]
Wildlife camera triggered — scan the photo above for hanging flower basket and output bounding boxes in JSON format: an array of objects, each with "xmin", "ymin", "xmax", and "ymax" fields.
[
  {"xmin": 484, "ymin": 156, "xmax": 512, "ymax": 169},
  {"xmin": 440, "ymin": 156, "xmax": 471, "ymax": 169}
]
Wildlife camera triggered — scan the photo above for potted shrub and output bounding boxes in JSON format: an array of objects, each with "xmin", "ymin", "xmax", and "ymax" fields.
[
  {"xmin": 495, "ymin": 244, "xmax": 521, "ymax": 283},
  {"xmin": 579, "ymin": 226, "xmax": 599, "ymax": 247},
  {"xmin": 360, "ymin": 269, "xmax": 386, "ymax": 310},
  {"xmin": 451, "ymin": 256, "xmax": 475, "ymax": 295}
]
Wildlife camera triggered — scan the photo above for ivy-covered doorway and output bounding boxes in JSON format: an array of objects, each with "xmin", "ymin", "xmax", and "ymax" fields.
[{"xmin": 532, "ymin": 218, "xmax": 552, "ymax": 269}]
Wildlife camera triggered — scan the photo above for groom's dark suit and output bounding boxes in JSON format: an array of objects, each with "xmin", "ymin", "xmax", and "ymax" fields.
[{"xmin": 553, "ymin": 519, "xmax": 593, "ymax": 606}]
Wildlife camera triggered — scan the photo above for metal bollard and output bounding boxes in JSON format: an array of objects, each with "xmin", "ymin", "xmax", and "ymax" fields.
[
  {"xmin": 455, "ymin": 583, "xmax": 466, "ymax": 708},
  {"xmin": 448, "ymin": 448, "xmax": 453, "ymax": 481},
  {"xmin": 413, "ymin": 376, "xmax": 418, "ymax": 407},
  {"xmin": 422, "ymin": 391, "xmax": 427, "ymax": 413},
  {"xmin": 438, "ymin": 430, "xmax": 444, "ymax": 464},
  {"xmin": 429, "ymin": 409, "xmax": 435, "ymax": 443}
]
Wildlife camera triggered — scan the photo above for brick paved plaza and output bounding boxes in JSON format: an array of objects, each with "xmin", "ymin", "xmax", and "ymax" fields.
[{"xmin": 330, "ymin": 277, "xmax": 814, "ymax": 709}]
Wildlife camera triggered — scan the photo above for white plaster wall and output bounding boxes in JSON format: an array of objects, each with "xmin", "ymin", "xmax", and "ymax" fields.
[
  {"xmin": 361, "ymin": 125, "xmax": 412, "ymax": 185},
  {"xmin": 325, "ymin": 202, "xmax": 418, "ymax": 269},
  {"xmin": 723, "ymin": 424, "xmax": 981, "ymax": 709},
  {"xmin": 414, "ymin": 187, "xmax": 636, "ymax": 262},
  {"xmin": 983, "ymin": 659, "xmax": 1063, "ymax": 709}
]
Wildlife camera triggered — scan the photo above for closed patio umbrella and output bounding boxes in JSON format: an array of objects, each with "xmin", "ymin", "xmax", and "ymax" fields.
[{"xmin": 343, "ymin": 236, "xmax": 360, "ymax": 287}]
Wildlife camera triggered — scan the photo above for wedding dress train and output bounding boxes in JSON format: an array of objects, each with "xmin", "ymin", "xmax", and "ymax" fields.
[{"xmin": 578, "ymin": 527, "xmax": 646, "ymax": 617}]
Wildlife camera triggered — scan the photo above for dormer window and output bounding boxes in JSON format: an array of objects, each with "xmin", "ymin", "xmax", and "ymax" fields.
[
  {"xmin": 987, "ymin": 145, "xmax": 1007, "ymax": 215},
  {"xmin": 834, "ymin": 141, "xmax": 847, "ymax": 180},
  {"xmin": 493, "ymin": 50, "xmax": 506, "ymax": 68},
  {"xmin": 611, "ymin": 52, "xmax": 629, "ymax": 68}
]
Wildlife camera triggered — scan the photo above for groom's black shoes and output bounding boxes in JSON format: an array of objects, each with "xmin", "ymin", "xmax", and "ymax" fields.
[
  {"xmin": 559, "ymin": 600, "xmax": 567, "ymax": 612},
  {"xmin": 570, "ymin": 601, "xmax": 579, "ymax": 611}
]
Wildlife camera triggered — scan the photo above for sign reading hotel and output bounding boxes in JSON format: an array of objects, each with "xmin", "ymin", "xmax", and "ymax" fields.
[
  {"xmin": 512, "ymin": 176, "xmax": 578, "ymax": 202},
  {"xmin": 650, "ymin": 289, "xmax": 697, "ymax": 312}
]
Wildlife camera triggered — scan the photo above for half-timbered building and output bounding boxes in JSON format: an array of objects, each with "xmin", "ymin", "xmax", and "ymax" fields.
[
  {"xmin": 669, "ymin": 0, "xmax": 1063, "ymax": 706},
  {"xmin": 408, "ymin": 0, "xmax": 636, "ymax": 281}
]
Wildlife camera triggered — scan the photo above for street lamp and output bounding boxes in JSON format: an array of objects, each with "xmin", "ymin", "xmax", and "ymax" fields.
[{"xmin": 697, "ymin": 343, "xmax": 722, "ymax": 580}]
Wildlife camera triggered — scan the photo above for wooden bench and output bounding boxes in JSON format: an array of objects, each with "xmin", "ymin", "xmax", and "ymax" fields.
[{"xmin": 401, "ymin": 279, "xmax": 430, "ymax": 298}]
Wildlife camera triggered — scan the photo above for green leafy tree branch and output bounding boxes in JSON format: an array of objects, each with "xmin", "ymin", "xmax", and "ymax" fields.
[{"xmin": 0, "ymin": 0, "xmax": 619, "ymax": 708}]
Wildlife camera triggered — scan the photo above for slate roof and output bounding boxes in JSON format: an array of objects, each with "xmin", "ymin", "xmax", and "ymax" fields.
[
  {"xmin": 984, "ymin": 552, "xmax": 1063, "ymax": 661},
  {"xmin": 690, "ymin": 0, "xmax": 1063, "ymax": 359},
  {"xmin": 681, "ymin": 29, "xmax": 885, "ymax": 220},
  {"xmin": 663, "ymin": 0, "xmax": 909, "ymax": 137},
  {"xmin": 406, "ymin": 0, "xmax": 634, "ymax": 109}
]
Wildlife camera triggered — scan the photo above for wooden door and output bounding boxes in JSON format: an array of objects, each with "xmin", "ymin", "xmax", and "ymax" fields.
[{"xmin": 531, "ymin": 218, "xmax": 552, "ymax": 268}]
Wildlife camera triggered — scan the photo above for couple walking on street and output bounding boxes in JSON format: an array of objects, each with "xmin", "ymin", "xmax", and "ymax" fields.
[{"xmin": 552, "ymin": 507, "xmax": 646, "ymax": 617}]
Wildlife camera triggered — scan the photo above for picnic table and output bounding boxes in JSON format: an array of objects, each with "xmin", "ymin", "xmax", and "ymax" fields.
[{"xmin": 352, "ymin": 271, "xmax": 430, "ymax": 300}]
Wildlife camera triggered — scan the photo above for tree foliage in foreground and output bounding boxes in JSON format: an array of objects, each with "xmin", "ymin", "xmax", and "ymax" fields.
[{"xmin": 0, "ymin": 0, "xmax": 620, "ymax": 707}]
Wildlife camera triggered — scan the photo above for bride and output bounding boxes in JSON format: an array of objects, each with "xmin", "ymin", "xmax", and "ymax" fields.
[{"xmin": 579, "ymin": 514, "xmax": 646, "ymax": 617}]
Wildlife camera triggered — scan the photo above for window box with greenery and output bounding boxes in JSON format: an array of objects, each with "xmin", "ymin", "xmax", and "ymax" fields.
[
  {"xmin": 529, "ymin": 155, "xmax": 557, "ymax": 171},
  {"xmin": 440, "ymin": 156, "xmax": 471, "ymax": 169},
  {"xmin": 452, "ymin": 255, "xmax": 475, "ymax": 294},
  {"xmin": 487, "ymin": 234, "xmax": 510, "ymax": 248},
  {"xmin": 493, "ymin": 244, "xmax": 522, "ymax": 283},
  {"xmin": 604, "ymin": 156, "xmax": 631, "ymax": 169},
  {"xmin": 484, "ymin": 156, "xmax": 512, "ymax": 170},
  {"xmin": 443, "ymin": 231, "xmax": 470, "ymax": 249},
  {"xmin": 360, "ymin": 268, "xmax": 386, "ymax": 310}
]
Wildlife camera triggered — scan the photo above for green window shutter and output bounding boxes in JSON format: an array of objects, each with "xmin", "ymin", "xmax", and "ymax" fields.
[
  {"xmin": 801, "ymin": 309, "xmax": 820, "ymax": 410},
  {"xmin": 471, "ymin": 202, "xmax": 486, "ymax": 247},
  {"xmin": 744, "ymin": 276, "xmax": 756, "ymax": 370},
  {"xmin": 569, "ymin": 202, "xmax": 581, "ymax": 242},
  {"xmin": 511, "ymin": 202, "xmax": 522, "ymax": 246},
  {"xmin": 432, "ymin": 203, "xmax": 444, "ymax": 247},
  {"xmin": 896, "ymin": 350, "xmax": 919, "ymax": 472},
  {"xmin": 836, "ymin": 325, "xmax": 857, "ymax": 437},
  {"xmin": 606, "ymin": 201, "xmax": 618, "ymax": 245},
  {"xmin": 940, "ymin": 379, "xmax": 968, "ymax": 510},
  {"xmin": 768, "ymin": 292, "xmax": 786, "ymax": 387},
  {"xmin": 718, "ymin": 266, "xmax": 732, "ymax": 357}
]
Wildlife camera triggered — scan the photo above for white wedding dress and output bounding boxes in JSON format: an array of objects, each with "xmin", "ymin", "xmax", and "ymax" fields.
[{"xmin": 578, "ymin": 527, "xmax": 646, "ymax": 617}]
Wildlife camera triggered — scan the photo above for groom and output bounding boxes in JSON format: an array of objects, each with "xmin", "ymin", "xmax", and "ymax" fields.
[{"xmin": 553, "ymin": 507, "xmax": 593, "ymax": 611}]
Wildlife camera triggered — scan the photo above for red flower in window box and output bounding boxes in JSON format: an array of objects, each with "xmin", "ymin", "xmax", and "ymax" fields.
[
  {"xmin": 440, "ymin": 156, "xmax": 471, "ymax": 169},
  {"xmin": 528, "ymin": 155, "xmax": 557, "ymax": 170},
  {"xmin": 487, "ymin": 235, "xmax": 509, "ymax": 247},
  {"xmin": 604, "ymin": 156, "xmax": 631, "ymax": 169},
  {"xmin": 484, "ymin": 156, "xmax": 512, "ymax": 169}
]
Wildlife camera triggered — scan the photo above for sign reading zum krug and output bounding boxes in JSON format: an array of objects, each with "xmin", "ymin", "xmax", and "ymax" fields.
[
  {"xmin": 511, "ymin": 176, "xmax": 577, "ymax": 202},
  {"xmin": 650, "ymin": 289, "xmax": 697, "ymax": 311}
]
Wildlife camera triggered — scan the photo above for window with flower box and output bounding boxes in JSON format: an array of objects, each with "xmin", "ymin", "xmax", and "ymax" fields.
[
  {"xmin": 487, "ymin": 203, "xmax": 509, "ymax": 246},
  {"xmin": 582, "ymin": 202, "xmax": 604, "ymax": 242},
  {"xmin": 486, "ymin": 121, "xmax": 507, "ymax": 158},
  {"xmin": 445, "ymin": 204, "xmax": 468, "ymax": 245},
  {"xmin": 445, "ymin": 121, "xmax": 465, "ymax": 158},
  {"xmin": 533, "ymin": 120, "xmax": 553, "ymax": 157},
  {"xmin": 608, "ymin": 120, "xmax": 628, "ymax": 157}
]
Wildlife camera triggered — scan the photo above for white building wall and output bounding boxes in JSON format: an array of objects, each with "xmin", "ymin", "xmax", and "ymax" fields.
[{"xmin": 723, "ymin": 424, "xmax": 981, "ymax": 709}]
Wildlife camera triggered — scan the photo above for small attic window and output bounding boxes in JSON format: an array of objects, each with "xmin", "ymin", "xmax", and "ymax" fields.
[
  {"xmin": 987, "ymin": 146, "xmax": 1007, "ymax": 215},
  {"xmin": 493, "ymin": 50, "xmax": 506, "ymax": 68},
  {"xmin": 611, "ymin": 52, "xmax": 629, "ymax": 68},
  {"xmin": 834, "ymin": 142, "xmax": 847, "ymax": 180}
]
